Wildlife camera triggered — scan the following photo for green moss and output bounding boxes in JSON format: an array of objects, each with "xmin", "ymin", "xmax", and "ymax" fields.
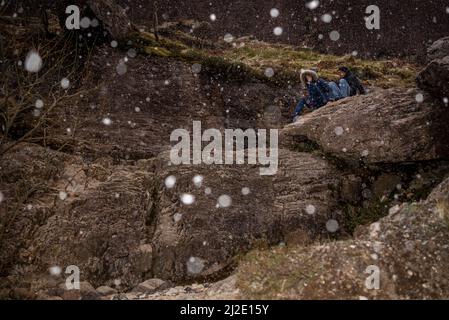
[{"xmin": 342, "ymin": 198, "xmax": 388, "ymax": 234}]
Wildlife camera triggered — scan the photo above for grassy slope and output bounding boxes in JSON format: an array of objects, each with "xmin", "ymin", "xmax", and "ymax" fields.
[{"xmin": 135, "ymin": 23, "xmax": 419, "ymax": 88}]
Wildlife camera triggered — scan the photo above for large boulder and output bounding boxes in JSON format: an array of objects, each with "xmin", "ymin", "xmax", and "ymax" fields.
[
  {"xmin": 0, "ymin": 144, "xmax": 155, "ymax": 290},
  {"xmin": 417, "ymin": 56, "xmax": 449, "ymax": 98},
  {"xmin": 427, "ymin": 36, "xmax": 449, "ymax": 62},
  {"xmin": 150, "ymin": 149, "xmax": 360, "ymax": 282},
  {"xmin": 282, "ymin": 88, "xmax": 449, "ymax": 164},
  {"xmin": 237, "ymin": 177, "xmax": 449, "ymax": 300}
]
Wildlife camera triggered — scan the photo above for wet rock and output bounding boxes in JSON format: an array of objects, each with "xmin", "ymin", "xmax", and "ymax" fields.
[
  {"xmin": 417, "ymin": 56, "xmax": 449, "ymax": 98},
  {"xmin": 96, "ymin": 286, "xmax": 117, "ymax": 296},
  {"xmin": 0, "ymin": 144, "xmax": 155, "ymax": 290},
  {"xmin": 132, "ymin": 279, "xmax": 169, "ymax": 294},
  {"xmin": 283, "ymin": 88, "xmax": 449, "ymax": 164},
  {"xmin": 150, "ymin": 149, "xmax": 359, "ymax": 282},
  {"xmin": 86, "ymin": 0, "xmax": 135, "ymax": 40},
  {"xmin": 59, "ymin": 281, "xmax": 99, "ymax": 300},
  {"xmin": 372, "ymin": 174, "xmax": 402, "ymax": 198},
  {"xmin": 237, "ymin": 178, "xmax": 449, "ymax": 299},
  {"xmin": 427, "ymin": 37, "xmax": 449, "ymax": 62}
]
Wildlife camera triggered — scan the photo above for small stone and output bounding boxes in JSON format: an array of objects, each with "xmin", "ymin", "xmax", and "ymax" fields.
[
  {"xmin": 96, "ymin": 286, "xmax": 117, "ymax": 296},
  {"xmin": 132, "ymin": 279, "xmax": 168, "ymax": 294}
]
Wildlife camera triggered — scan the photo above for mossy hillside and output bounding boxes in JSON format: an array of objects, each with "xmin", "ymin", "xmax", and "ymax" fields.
[{"xmin": 126, "ymin": 29, "xmax": 419, "ymax": 88}]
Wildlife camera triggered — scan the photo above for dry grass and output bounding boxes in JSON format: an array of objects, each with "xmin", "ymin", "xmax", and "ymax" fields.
[
  {"xmin": 220, "ymin": 41, "xmax": 419, "ymax": 88},
  {"xmin": 131, "ymin": 24, "xmax": 419, "ymax": 88}
]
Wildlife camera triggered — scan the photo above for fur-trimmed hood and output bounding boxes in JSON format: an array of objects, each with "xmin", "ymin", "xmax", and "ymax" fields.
[{"xmin": 300, "ymin": 69, "xmax": 318, "ymax": 85}]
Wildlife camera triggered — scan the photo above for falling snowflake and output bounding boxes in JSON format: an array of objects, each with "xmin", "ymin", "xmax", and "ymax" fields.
[
  {"xmin": 127, "ymin": 48, "xmax": 137, "ymax": 58},
  {"xmin": 352, "ymin": 51, "xmax": 358, "ymax": 56},
  {"xmin": 181, "ymin": 193, "xmax": 195, "ymax": 205},
  {"xmin": 443, "ymin": 97, "xmax": 448, "ymax": 105},
  {"xmin": 273, "ymin": 27, "xmax": 283, "ymax": 36},
  {"xmin": 59, "ymin": 191, "xmax": 68, "ymax": 201},
  {"xmin": 241, "ymin": 187, "xmax": 251, "ymax": 195},
  {"xmin": 0, "ymin": 191, "xmax": 4, "ymax": 203},
  {"xmin": 306, "ymin": 0, "xmax": 320, "ymax": 10},
  {"xmin": 90, "ymin": 18, "xmax": 99, "ymax": 28},
  {"xmin": 102, "ymin": 117, "xmax": 112, "ymax": 125},
  {"xmin": 334, "ymin": 126, "xmax": 344, "ymax": 136},
  {"xmin": 191, "ymin": 63, "xmax": 202, "ymax": 74},
  {"xmin": 116, "ymin": 62, "xmax": 127, "ymax": 75},
  {"xmin": 114, "ymin": 279, "xmax": 121, "ymax": 287},
  {"xmin": 217, "ymin": 195, "xmax": 232, "ymax": 208},
  {"xmin": 361, "ymin": 149, "xmax": 369, "ymax": 157},
  {"xmin": 24, "ymin": 50, "xmax": 43, "ymax": 73},
  {"xmin": 187, "ymin": 257, "xmax": 205, "ymax": 274},
  {"xmin": 306, "ymin": 204, "xmax": 316, "ymax": 215},
  {"xmin": 49, "ymin": 266, "xmax": 62, "ymax": 276},
  {"xmin": 80, "ymin": 17, "xmax": 91, "ymax": 28},
  {"xmin": 165, "ymin": 175, "xmax": 176, "ymax": 189},
  {"xmin": 35, "ymin": 99, "xmax": 44, "ymax": 109},
  {"xmin": 205, "ymin": 187, "xmax": 212, "ymax": 195},
  {"xmin": 60, "ymin": 78, "xmax": 70, "ymax": 89},
  {"xmin": 264, "ymin": 67, "xmax": 274, "ymax": 78},
  {"xmin": 210, "ymin": 14, "xmax": 217, "ymax": 21},
  {"xmin": 193, "ymin": 175, "xmax": 204, "ymax": 188},
  {"xmin": 326, "ymin": 219, "xmax": 339, "ymax": 233},
  {"xmin": 321, "ymin": 14, "xmax": 332, "ymax": 23},
  {"xmin": 270, "ymin": 8, "xmax": 280, "ymax": 18},
  {"xmin": 329, "ymin": 30, "xmax": 340, "ymax": 41},
  {"xmin": 415, "ymin": 93, "xmax": 424, "ymax": 103},
  {"xmin": 173, "ymin": 213, "xmax": 182, "ymax": 222},
  {"xmin": 111, "ymin": 40, "xmax": 118, "ymax": 48},
  {"xmin": 224, "ymin": 33, "xmax": 234, "ymax": 43}
]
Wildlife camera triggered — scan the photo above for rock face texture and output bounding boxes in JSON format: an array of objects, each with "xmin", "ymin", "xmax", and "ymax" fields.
[
  {"xmin": 237, "ymin": 177, "xmax": 449, "ymax": 300},
  {"xmin": 0, "ymin": 144, "xmax": 155, "ymax": 290},
  {"xmin": 2, "ymin": 25, "xmax": 449, "ymax": 301},
  {"xmin": 427, "ymin": 37, "xmax": 449, "ymax": 62},
  {"xmin": 0, "ymin": 146, "xmax": 360, "ymax": 291},
  {"xmin": 283, "ymin": 88, "xmax": 449, "ymax": 164},
  {"xmin": 150, "ymin": 150, "xmax": 358, "ymax": 282},
  {"xmin": 417, "ymin": 37, "xmax": 449, "ymax": 98},
  {"xmin": 86, "ymin": 0, "xmax": 135, "ymax": 40},
  {"xmin": 46, "ymin": 47, "xmax": 292, "ymax": 160}
]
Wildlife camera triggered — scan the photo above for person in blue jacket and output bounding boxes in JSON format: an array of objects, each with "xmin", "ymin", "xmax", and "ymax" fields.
[
  {"xmin": 293, "ymin": 69, "xmax": 328, "ymax": 120},
  {"xmin": 338, "ymin": 66, "xmax": 366, "ymax": 96}
]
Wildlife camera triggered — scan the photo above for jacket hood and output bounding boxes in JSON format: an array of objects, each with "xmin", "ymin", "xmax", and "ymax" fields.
[{"xmin": 300, "ymin": 69, "xmax": 318, "ymax": 85}]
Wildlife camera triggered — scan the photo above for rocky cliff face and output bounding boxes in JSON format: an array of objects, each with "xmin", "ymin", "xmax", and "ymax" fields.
[
  {"xmin": 9, "ymin": 0, "xmax": 449, "ymax": 58},
  {"xmin": 1, "ymin": 6, "xmax": 449, "ymax": 300}
]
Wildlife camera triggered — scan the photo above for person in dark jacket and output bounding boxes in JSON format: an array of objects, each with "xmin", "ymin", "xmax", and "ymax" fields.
[
  {"xmin": 338, "ymin": 66, "xmax": 366, "ymax": 96},
  {"xmin": 293, "ymin": 70, "xmax": 328, "ymax": 120}
]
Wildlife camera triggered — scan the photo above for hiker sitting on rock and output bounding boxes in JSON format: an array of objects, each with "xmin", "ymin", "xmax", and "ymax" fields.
[
  {"xmin": 292, "ymin": 69, "xmax": 328, "ymax": 121},
  {"xmin": 338, "ymin": 66, "xmax": 366, "ymax": 96}
]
